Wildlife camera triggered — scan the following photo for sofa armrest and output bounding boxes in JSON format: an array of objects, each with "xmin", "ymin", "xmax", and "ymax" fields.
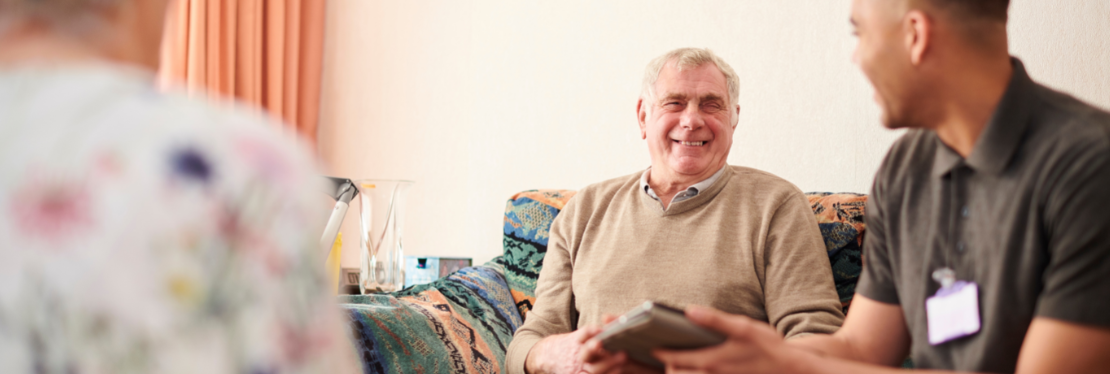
[{"xmin": 340, "ymin": 264, "xmax": 522, "ymax": 373}]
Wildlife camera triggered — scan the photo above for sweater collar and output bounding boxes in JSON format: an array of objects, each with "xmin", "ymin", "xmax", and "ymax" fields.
[
  {"xmin": 640, "ymin": 165, "xmax": 728, "ymax": 208},
  {"xmin": 640, "ymin": 166, "xmax": 735, "ymax": 216}
]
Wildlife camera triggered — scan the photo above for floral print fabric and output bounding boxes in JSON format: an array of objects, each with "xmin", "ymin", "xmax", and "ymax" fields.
[{"xmin": 0, "ymin": 65, "xmax": 358, "ymax": 374}]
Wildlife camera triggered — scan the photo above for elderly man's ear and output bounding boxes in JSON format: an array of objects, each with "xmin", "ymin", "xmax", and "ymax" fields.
[
  {"xmin": 733, "ymin": 104, "xmax": 741, "ymax": 128},
  {"xmin": 636, "ymin": 98, "xmax": 648, "ymax": 139}
]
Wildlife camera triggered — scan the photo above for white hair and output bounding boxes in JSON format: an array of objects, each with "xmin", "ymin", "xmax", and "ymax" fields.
[
  {"xmin": 641, "ymin": 48, "xmax": 741, "ymax": 113},
  {"xmin": 0, "ymin": 0, "xmax": 122, "ymax": 37}
]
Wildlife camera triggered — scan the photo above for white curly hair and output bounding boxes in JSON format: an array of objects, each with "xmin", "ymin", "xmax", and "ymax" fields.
[{"xmin": 640, "ymin": 48, "xmax": 741, "ymax": 113}]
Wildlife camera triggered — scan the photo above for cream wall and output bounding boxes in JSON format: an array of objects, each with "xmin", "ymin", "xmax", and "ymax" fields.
[{"xmin": 318, "ymin": 1, "xmax": 1110, "ymax": 268}]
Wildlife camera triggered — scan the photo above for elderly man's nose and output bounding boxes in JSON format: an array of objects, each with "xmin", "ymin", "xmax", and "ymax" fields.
[{"xmin": 680, "ymin": 107, "xmax": 704, "ymax": 129}]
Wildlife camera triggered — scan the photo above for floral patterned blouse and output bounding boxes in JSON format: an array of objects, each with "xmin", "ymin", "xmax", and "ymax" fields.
[{"xmin": 0, "ymin": 65, "xmax": 359, "ymax": 374}]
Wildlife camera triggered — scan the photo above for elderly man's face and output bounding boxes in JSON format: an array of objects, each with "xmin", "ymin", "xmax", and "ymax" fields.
[{"xmin": 638, "ymin": 62, "xmax": 737, "ymax": 180}]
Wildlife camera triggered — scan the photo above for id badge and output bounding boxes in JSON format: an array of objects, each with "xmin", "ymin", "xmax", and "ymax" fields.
[{"xmin": 925, "ymin": 280, "xmax": 981, "ymax": 345}]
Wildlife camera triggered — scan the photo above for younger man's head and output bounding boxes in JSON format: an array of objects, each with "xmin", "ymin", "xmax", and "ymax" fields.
[{"xmin": 850, "ymin": 0, "xmax": 1012, "ymax": 129}]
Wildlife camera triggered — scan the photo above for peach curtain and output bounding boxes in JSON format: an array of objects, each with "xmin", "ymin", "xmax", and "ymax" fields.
[{"xmin": 158, "ymin": 0, "xmax": 328, "ymax": 145}]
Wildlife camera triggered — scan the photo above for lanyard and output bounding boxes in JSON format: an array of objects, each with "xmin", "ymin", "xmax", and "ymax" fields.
[{"xmin": 933, "ymin": 164, "xmax": 965, "ymax": 289}]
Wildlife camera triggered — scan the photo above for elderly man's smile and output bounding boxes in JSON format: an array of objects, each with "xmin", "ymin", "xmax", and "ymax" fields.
[{"xmin": 674, "ymin": 139, "xmax": 708, "ymax": 147}]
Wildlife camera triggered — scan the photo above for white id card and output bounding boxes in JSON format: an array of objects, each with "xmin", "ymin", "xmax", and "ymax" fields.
[{"xmin": 925, "ymin": 280, "xmax": 981, "ymax": 345}]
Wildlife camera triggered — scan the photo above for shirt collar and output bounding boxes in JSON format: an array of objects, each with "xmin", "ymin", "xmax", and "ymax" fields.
[
  {"xmin": 932, "ymin": 139, "xmax": 964, "ymax": 177},
  {"xmin": 640, "ymin": 165, "xmax": 728, "ymax": 198},
  {"xmin": 933, "ymin": 57, "xmax": 1037, "ymax": 177}
]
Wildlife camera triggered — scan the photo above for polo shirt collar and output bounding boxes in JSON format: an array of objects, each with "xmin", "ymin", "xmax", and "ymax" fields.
[
  {"xmin": 932, "ymin": 58, "xmax": 1037, "ymax": 177},
  {"xmin": 932, "ymin": 140, "xmax": 964, "ymax": 177}
]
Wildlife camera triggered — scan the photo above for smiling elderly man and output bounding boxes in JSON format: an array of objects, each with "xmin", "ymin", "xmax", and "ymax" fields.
[{"xmin": 504, "ymin": 48, "xmax": 845, "ymax": 374}]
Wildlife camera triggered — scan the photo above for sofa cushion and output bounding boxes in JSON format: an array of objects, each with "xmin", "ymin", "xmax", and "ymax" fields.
[
  {"xmin": 805, "ymin": 193, "xmax": 867, "ymax": 313},
  {"xmin": 341, "ymin": 265, "xmax": 523, "ymax": 374},
  {"xmin": 500, "ymin": 189, "xmax": 577, "ymax": 319}
]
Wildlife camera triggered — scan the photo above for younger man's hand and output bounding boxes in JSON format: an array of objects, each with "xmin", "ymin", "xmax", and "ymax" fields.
[{"xmin": 653, "ymin": 305, "xmax": 804, "ymax": 374}]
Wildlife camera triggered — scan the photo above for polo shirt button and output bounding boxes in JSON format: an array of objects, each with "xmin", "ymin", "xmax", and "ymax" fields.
[
  {"xmin": 961, "ymin": 206, "xmax": 969, "ymax": 217},
  {"xmin": 957, "ymin": 242, "xmax": 966, "ymax": 252}
]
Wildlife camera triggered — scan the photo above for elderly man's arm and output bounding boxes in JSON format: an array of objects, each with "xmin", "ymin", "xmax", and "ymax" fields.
[
  {"xmin": 505, "ymin": 198, "xmax": 584, "ymax": 374},
  {"xmin": 762, "ymin": 190, "xmax": 846, "ymax": 338}
]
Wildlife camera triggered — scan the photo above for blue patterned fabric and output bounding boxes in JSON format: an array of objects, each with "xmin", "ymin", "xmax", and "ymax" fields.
[
  {"xmin": 342, "ymin": 265, "xmax": 522, "ymax": 374},
  {"xmin": 806, "ymin": 192, "xmax": 867, "ymax": 314},
  {"xmin": 501, "ymin": 190, "xmax": 577, "ymax": 318}
]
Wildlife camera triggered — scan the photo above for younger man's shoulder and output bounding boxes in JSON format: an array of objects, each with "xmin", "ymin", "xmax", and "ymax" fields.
[{"xmin": 1032, "ymin": 84, "xmax": 1110, "ymax": 155}]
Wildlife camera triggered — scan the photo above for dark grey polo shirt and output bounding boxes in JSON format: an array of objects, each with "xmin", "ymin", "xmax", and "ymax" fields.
[{"xmin": 856, "ymin": 58, "xmax": 1110, "ymax": 372}]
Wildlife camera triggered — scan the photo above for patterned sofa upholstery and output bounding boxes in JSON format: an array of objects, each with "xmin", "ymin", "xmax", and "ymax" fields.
[{"xmin": 339, "ymin": 190, "xmax": 868, "ymax": 374}]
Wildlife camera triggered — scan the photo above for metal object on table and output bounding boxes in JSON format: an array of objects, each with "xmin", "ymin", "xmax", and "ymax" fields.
[
  {"xmin": 321, "ymin": 177, "xmax": 358, "ymax": 259},
  {"xmin": 321, "ymin": 177, "xmax": 415, "ymax": 294}
]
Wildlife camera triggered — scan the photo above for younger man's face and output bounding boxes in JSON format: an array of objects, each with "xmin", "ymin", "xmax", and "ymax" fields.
[{"xmin": 850, "ymin": 0, "xmax": 924, "ymax": 129}]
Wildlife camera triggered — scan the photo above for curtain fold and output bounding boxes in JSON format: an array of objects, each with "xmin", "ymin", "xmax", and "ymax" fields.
[{"xmin": 158, "ymin": 0, "xmax": 327, "ymax": 145}]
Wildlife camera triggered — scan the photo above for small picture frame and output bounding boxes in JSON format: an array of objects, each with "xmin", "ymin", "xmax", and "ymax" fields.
[{"xmin": 340, "ymin": 268, "xmax": 361, "ymax": 294}]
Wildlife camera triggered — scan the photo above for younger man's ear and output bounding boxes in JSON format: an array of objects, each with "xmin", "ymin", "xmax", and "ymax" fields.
[{"xmin": 904, "ymin": 10, "xmax": 932, "ymax": 66}]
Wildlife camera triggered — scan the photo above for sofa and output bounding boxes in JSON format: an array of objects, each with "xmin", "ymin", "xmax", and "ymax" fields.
[{"xmin": 338, "ymin": 190, "xmax": 868, "ymax": 374}]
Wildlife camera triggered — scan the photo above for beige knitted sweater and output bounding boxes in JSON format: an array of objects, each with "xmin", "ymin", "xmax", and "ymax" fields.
[{"xmin": 505, "ymin": 166, "xmax": 845, "ymax": 374}]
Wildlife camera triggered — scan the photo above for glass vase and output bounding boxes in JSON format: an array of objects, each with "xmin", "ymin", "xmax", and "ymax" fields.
[{"xmin": 354, "ymin": 179, "xmax": 413, "ymax": 293}]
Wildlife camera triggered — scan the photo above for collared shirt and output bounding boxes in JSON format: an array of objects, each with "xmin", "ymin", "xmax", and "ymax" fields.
[
  {"xmin": 640, "ymin": 165, "xmax": 727, "ymax": 209},
  {"xmin": 856, "ymin": 58, "xmax": 1110, "ymax": 372}
]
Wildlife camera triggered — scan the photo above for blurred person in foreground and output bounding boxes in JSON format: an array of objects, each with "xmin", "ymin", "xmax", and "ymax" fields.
[
  {"xmin": 654, "ymin": 1, "xmax": 1110, "ymax": 373},
  {"xmin": 506, "ymin": 48, "xmax": 845, "ymax": 374},
  {"xmin": 0, "ymin": 0, "xmax": 360, "ymax": 373}
]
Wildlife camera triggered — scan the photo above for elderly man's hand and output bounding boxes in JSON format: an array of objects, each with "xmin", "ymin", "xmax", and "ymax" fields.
[
  {"xmin": 526, "ymin": 327, "xmax": 596, "ymax": 374},
  {"xmin": 578, "ymin": 315, "xmax": 663, "ymax": 374},
  {"xmin": 652, "ymin": 305, "xmax": 806, "ymax": 374},
  {"xmin": 526, "ymin": 315, "xmax": 663, "ymax": 374}
]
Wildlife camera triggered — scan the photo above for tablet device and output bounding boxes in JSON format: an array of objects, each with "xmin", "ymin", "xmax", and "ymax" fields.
[{"xmin": 594, "ymin": 301, "xmax": 726, "ymax": 368}]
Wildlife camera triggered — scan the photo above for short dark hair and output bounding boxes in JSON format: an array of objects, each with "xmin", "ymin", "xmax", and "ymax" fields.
[{"xmin": 923, "ymin": 0, "xmax": 1011, "ymax": 23}]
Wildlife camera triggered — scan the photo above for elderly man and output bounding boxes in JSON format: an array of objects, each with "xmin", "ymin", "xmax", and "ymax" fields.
[
  {"xmin": 654, "ymin": 1, "xmax": 1110, "ymax": 373},
  {"xmin": 504, "ymin": 48, "xmax": 845, "ymax": 374}
]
